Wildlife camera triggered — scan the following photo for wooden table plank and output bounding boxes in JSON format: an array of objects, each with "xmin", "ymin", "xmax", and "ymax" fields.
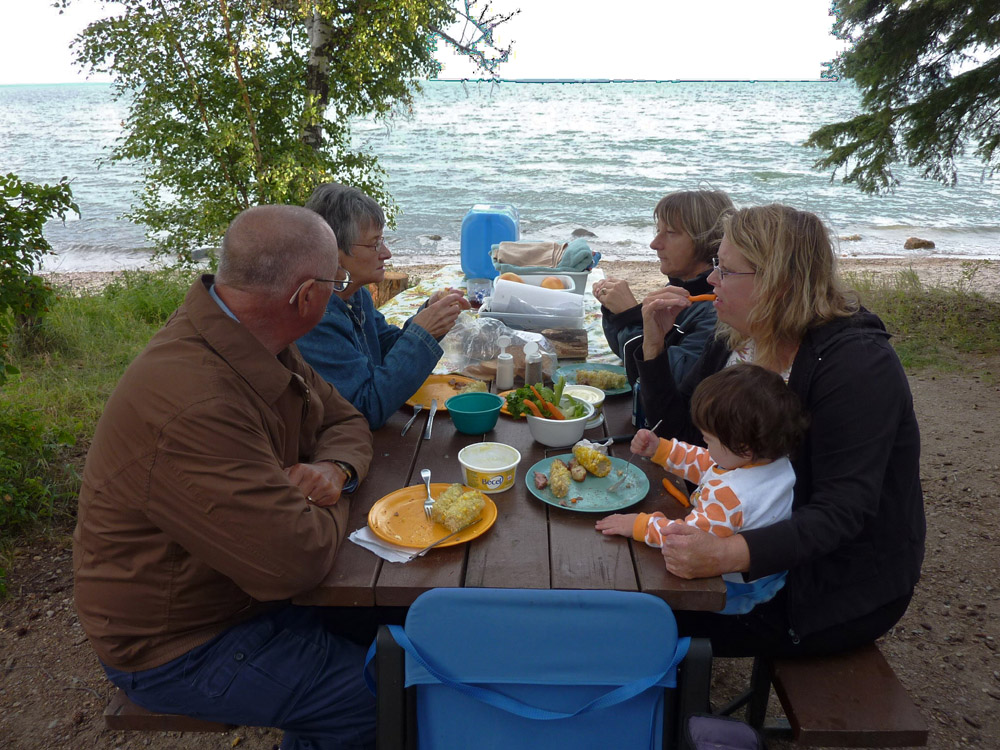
[
  {"xmin": 464, "ymin": 415, "xmax": 551, "ymax": 590},
  {"xmin": 294, "ymin": 409, "xmax": 423, "ymax": 606}
]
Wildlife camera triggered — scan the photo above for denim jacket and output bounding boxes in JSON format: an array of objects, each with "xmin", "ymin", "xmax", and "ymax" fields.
[{"xmin": 296, "ymin": 287, "xmax": 441, "ymax": 429}]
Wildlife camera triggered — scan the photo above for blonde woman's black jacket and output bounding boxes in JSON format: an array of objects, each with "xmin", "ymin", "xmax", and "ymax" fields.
[{"xmin": 634, "ymin": 310, "xmax": 925, "ymax": 638}]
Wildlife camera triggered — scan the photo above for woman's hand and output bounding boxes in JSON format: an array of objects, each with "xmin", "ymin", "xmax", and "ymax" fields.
[
  {"xmin": 411, "ymin": 291, "xmax": 468, "ymax": 338},
  {"xmin": 427, "ymin": 287, "xmax": 472, "ymax": 309},
  {"xmin": 285, "ymin": 461, "xmax": 349, "ymax": 507},
  {"xmin": 595, "ymin": 513, "xmax": 638, "ymax": 537},
  {"xmin": 639, "ymin": 286, "xmax": 692, "ymax": 360},
  {"xmin": 630, "ymin": 429, "xmax": 660, "ymax": 458},
  {"xmin": 658, "ymin": 524, "xmax": 750, "ymax": 579},
  {"xmin": 592, "ymin": 277, "xmax": 639, "ymax": 314}
]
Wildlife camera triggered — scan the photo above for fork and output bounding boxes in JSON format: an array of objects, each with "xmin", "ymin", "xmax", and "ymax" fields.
[
  {"xmin": 608, "ymin": 419, "xmax": 662, "ymax": 494},
  {"xmin": 421, "ymin": 468, "xmax": 434, "ymax": 519}
]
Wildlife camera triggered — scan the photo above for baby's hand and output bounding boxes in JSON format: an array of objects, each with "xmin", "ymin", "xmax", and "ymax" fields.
[
  {"xmin": 630, "ymin": 430, "xmax": 659, "ymax": 458},
  {"xmin": 595, "ymin": 513, "xmax": 638, "ymax": 537}
]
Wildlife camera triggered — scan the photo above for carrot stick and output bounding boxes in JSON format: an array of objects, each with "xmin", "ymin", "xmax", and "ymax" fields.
[
  {"xmin": 688, "ymin": 294, "xmax": 717, "ymax": 302},
  {"xmin": 662, "ymin": 478, "xmax": 691, "ymax": 507},
  {"xmin": 542, "ymin": 401, "xmax": 565, "ymax": 420},
  {"xmin": 523, "ymin": 400, "xmax": 544, "ymax": 417}
]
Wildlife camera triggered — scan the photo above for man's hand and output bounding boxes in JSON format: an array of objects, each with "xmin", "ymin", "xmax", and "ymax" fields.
[
  {"xmin": 411, "ymin": 291, "xmax": 468, "ymax": 339},
  {"xmin": 285, "ymin": 461, "xmax": 349, "ymax": 507},
  {"xmin": 658, "ymin": 524, "xmax": 750, "ymax": 579},
  {"xmin": 639, "ymin": 286, "xmax": 692, "ymax": 360},
  {"xmin": 592, "ymin": 277, "xmax": 639, "ymax": 314}
]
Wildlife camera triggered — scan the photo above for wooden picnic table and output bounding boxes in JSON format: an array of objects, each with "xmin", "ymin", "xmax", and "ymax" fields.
[{"xmin": 296, "ymin": 394, "xmax": 726, "ymax": 612}]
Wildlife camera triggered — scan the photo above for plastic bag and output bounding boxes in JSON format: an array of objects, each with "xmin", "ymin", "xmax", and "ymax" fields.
[{"xmin": 438, "ymin": 312, "xmax": 559, "ymax": 384}]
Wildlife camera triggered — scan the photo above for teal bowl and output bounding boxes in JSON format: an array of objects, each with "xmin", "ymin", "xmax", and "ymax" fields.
[{"xmin": 445, "ymin": 392, "xmax": 505, "ymax": 435}]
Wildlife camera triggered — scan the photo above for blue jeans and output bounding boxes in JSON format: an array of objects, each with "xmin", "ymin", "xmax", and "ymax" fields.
[{"xmin": 102, "ymin": 605, "xmax": 375, "ymax": 750}]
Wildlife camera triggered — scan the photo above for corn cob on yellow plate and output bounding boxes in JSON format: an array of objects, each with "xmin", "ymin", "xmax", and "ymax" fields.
[
  {"xmin": 368, "ymin": 483, "xmax": 498, "ymax": 548},
  {"xmin": 524, "ymin": 455, "xmax": 650, "ymax": 512}
]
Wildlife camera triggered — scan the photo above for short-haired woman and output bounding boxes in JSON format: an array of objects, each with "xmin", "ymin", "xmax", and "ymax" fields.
[
  {"xmin": 593, "ymin": 189, "xmax": 734, "ymax": 383},
  {"xmin": 634, "ymin": 204, "xmax": 924, "ymax": 657},
  {"xmin": 297, "ymin": 183, "xmax": 469, "ymax": 429}
]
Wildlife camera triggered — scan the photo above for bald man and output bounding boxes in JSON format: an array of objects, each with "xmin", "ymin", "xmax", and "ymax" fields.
[{"xmin": 74, "ymin": 205, "xmax": 376, "ymax": 749}]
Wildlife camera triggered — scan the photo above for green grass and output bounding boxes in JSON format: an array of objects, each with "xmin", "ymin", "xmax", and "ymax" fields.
[
  {"xmin": 1, "ymin": 264, "xmax": 998, "ymax": 595},
  {"xmin": 0, "ymin": 268, "xmax": 196, "ymax": 593},
  {"xmin": 845, "ymin": 265, "xmax": 1000, "ymax": 372}
]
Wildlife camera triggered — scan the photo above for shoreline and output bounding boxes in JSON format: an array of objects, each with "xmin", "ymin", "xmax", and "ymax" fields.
[{"xmin": 40, "ymin": 256, "xmax": 1000, "ymax": 299}]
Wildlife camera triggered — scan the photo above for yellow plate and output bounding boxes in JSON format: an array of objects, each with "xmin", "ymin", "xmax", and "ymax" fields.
[
  {"xmin": 406, "ymin": 374, "xmax": 481, "ymax": 411},
  {"xmin": 367, "ymin": 482, "xmax": 498, "ymax": 549}
]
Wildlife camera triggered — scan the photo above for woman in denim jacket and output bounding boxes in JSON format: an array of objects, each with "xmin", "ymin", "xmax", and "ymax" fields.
[{"xmin": 297, "ymin": 184, "xmax": 469, "ymax": 429}]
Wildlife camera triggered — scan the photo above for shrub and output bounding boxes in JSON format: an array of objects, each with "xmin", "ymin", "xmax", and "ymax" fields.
[{"xmin": 0, "ymin": 174, "xmax": 79, "ymax": 385}]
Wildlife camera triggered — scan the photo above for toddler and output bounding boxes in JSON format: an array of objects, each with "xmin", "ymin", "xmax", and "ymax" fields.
[{"xmin": 596, "ymin": 363, "xmax": 808, "ymax": 614}]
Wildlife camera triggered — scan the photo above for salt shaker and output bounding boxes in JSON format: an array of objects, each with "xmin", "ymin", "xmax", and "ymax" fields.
[
  {"xmin": 496, "ymin": 335, "xmax": 514, "ymax": 391},
  {"xmin": 523, "ymin": 341, "xmax": 543, "ymax": 387}
]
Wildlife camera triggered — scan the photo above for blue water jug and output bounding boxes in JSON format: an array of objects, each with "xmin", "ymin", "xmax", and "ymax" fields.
[{"xmin": 460, "ymin": 204, "xmax": 520, "ymax": 280}]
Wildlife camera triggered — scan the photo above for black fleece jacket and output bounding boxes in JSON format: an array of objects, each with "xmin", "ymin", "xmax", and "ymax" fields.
[{"xmin": 635, "ymin": 311, "xmax": 925, "ymax": 638}]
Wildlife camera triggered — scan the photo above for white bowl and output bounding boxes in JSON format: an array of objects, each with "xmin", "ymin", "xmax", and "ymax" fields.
[
  {"xmin": 526, "ymin": 401, "xmax": 595, "ymax": 447},
  {"xmin": 562, "ymin": 384, "xmax": 606, "ymax": 429}
]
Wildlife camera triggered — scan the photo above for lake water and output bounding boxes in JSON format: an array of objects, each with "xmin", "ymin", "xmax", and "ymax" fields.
[{"xmin": 2, "ymin": 80, "xmax": 998, "ymax": 272}]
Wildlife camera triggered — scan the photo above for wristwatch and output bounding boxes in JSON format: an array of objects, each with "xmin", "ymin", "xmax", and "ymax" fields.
[{"xmin": 332, "ymin": 460, "xmax": 355, "ymax": 485}]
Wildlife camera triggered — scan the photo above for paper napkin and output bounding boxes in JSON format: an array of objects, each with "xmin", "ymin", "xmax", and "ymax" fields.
[{"xmin": 348, "ymin": 526, "xmax": 414, "ymax": 564}]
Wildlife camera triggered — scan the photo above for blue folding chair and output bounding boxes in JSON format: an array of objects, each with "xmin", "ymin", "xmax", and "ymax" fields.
[{"xmin": 368, "ymin": 588, "xmax": 712, "ymax": 749}]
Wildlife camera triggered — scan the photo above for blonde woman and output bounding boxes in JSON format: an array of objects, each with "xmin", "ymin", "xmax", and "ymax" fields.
[
  {"xmin": 593, "ymin": 189, "xmax": 734, "ymax": 383},
  {"xmin": 634, "ymin": 204, "xmax": 924, "ymax": 657}
]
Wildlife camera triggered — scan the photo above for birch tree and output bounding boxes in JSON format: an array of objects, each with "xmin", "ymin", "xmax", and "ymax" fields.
[{"xmin": 59, "ymin": 0, "xmax": 515, "ymax": 260}]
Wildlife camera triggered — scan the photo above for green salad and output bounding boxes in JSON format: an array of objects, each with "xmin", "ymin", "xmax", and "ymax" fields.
[{"xmin": 504, "ymin": 376, "xmax": 588, "ymax": 420}]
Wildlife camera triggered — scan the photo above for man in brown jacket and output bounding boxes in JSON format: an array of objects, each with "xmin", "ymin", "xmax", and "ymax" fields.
[{"xmin": 74, "ymin": 205, "xmax": 375, "ymax": 749}]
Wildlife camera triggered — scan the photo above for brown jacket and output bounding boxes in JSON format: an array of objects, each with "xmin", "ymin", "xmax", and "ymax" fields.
[{"xmin": 73, "ymin": 276, "xmax": 373, "ymax": 671}]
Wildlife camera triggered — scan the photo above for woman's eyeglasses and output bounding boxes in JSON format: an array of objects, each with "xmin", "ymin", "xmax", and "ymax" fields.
[
  {"xmin": 288, "ymin": 269, "xmax": 352, "ymax": 305},
  {"xmin": 712, "ymin": 257, "xmax": 756, "ymax": 282},
  {"xmin": 352, "ymin": 237, "xmax": 387, "ymax": 252}
]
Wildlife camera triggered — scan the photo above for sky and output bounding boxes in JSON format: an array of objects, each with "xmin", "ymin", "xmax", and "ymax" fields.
[{"xmin": 0, "ymin": 0, "xmax": 847, "ymax": 86}]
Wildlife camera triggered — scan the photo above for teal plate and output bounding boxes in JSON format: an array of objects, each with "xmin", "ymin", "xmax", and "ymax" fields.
[
  {"xmin": 525, "ymin": 455, "xmax": 649, "ymax": 512},
  {"xmin": 553, "ymin": 363, "xmax": 630, "ymax": 396}
]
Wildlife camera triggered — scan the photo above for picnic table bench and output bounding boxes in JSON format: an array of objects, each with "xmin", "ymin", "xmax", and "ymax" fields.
[{"xmin": 720, "ymin": 643, "xmax": 928, "ymax": 747}]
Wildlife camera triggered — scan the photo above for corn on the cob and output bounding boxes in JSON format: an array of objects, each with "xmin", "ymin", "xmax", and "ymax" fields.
[
  {"xmin": 432, "ymin": 484, "xmax": 485, "ymax": 531},
  {"xmin": 572, "ymin": 443, "xmax": 612, "ymax": 477},
  {"xmin": 575, "ymin": 369, "xmax": 627, "ymax": 390},
  {"xmin": 548, "ymin": 459, "xmax": 571, "ymax": 498}
]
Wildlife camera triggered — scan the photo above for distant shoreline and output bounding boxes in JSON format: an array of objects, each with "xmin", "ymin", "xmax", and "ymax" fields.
[{"xmin": 40, "ymin": 256, "xmax": 999, "ymax": 299}]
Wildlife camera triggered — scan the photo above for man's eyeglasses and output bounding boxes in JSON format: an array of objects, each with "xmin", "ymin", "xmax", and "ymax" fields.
[
  {"xmin": 352, "ymin": 237, "xmax": 387, "ymax": 252},
  {"xmin": 288, "ymin": 270, "xmax": 352, "ymax": 305},
  {"xmin": 712, "ymin": 257, "xmax": 756, "ymax": 282}
]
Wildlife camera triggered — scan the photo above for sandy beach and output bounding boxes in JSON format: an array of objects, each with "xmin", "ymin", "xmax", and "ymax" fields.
[{"xmin": 41, "ymin": 256, "xmax": 1000, "ymax": 299}]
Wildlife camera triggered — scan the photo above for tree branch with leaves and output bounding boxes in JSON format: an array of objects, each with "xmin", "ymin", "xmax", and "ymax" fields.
[
  {"xmin": 806, "ymin": 0, "xmax": 1000, "ymax": 194},
  {"xmin": 56, "ymin": 0, "xmax": 516, "ymax": 262}
]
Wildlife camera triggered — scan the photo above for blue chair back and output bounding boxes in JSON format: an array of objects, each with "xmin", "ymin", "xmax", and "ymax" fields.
[{"xmin": 373, "ymin": 588, "xmax": 690, "ymax": 750}]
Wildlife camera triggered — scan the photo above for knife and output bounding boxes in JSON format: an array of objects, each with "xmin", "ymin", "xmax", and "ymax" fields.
[
  {"xmin": 407, "ymin": 518, "xmax": 482, "ymax": 561},
  {"xmin": 423, "ymin": 398, "xmax": 438, "ymax": 440},
  {"xmin": 401, "ymin": 404, "xmax": 423, "ymax": 436}
]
